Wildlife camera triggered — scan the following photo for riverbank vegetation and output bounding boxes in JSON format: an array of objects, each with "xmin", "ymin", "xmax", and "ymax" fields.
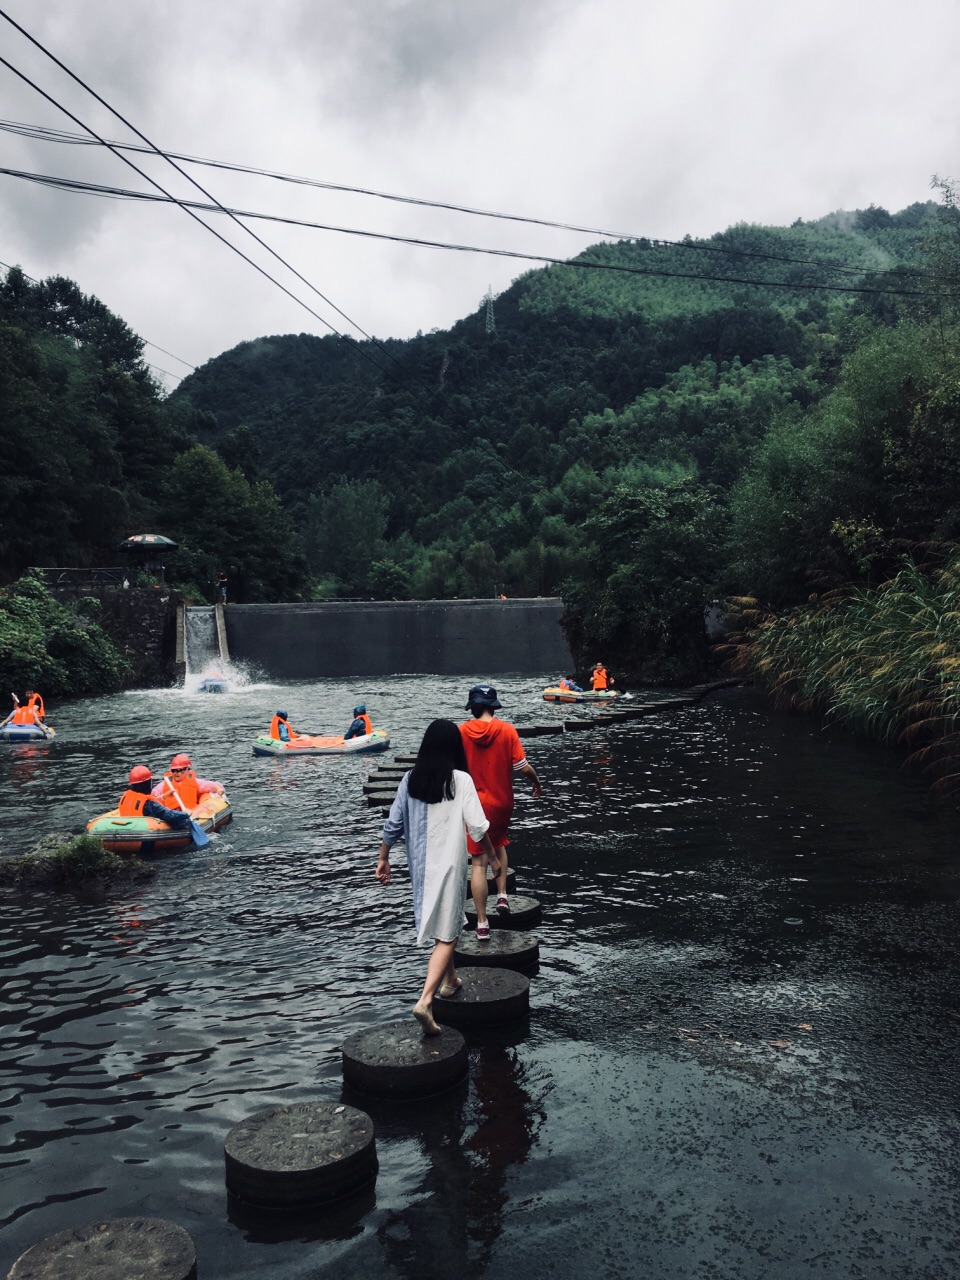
[
  {"xmin": 0, "ymin": 832, "xmax": 154, "ymax": 886},
  {"xmin": 0, "ymin": 570, "xmax": 130, "ymax": 697},
  {"xmin": 723, "ymin": 557, "xmax": 960, "ymax": 790}
]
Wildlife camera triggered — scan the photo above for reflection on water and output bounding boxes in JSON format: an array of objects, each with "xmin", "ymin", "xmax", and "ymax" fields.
[{"xmin": 3, "ymin": 680, "xmax": 960, "ymax": 1278}]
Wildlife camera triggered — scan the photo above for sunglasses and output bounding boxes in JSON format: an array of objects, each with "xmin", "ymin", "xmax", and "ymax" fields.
[{"xmin": 171, "ymin": 767, "xmax": 188, "ymax": 774}]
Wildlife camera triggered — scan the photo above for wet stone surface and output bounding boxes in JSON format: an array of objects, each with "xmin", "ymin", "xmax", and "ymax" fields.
[
  {"xmin": 464, "ymin": 894, "xmax": 542, "ymax": 929},
  {"xmin": 8, "ymin": 1217, "xmax": 196, "ymax": 1280},
  {"xmin": 224, "ymin": 1102, "xmax": 376, "ymax": 1208},
  {"xmin": 456, "ymin": 929, "xmax": 540, "ymax": 970},
  {"xmin": 433, "ymin": 967, "xmax": 530, "ymax": 1026},
  {"xmin": 342, "ymin": 1021, "xmax": 468, "ymax": 1098}
]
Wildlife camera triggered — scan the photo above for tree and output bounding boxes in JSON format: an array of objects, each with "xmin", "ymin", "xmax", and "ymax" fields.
[
  {"xmin": 303, "ymin": 478, "xmax": 388, "ymax": 595},
  {"xmin": 564, "ymin": 480, "xmax": 723, "ymax": 680}
]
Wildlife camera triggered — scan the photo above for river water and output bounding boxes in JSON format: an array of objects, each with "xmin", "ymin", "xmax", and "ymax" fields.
[{"xmin": 2, "ymin": 678, "xmax": 960, "ymax": 1279}]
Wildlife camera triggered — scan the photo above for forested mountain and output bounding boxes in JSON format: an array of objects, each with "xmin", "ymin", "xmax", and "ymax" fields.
[{"xmin": 5, "ymin": 194, "xmax": 960, "ymax": 684}]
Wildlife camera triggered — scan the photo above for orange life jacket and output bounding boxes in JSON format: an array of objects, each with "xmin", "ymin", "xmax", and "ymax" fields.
[
  {"xmin": 357, "ymin": 713, "xmax": 372, "ymax": 736},
  {"xmin": 559, "ymin": 678, "xmax": 570, "ymax": 689},
  {"xmin": 270, "ymin": 715, "xmax": 292, "ymax": 740},
  {"xmin": 26, "ymin": 694, "xmax": 45, "ymax": 719},
  {"xmin": 159, "ymin": 769, "xmax": 199, "ymax": 810},
  {"xmin": 118, "ymin": 789, "xmax": 149, "ymax": 817},
  {"xmin": 592, "ymin": 667, "xmax": 608, "ymax": 690},
  {"xmin": 11, "ymin": 706, "xmax": 35, "ymax": 724}
]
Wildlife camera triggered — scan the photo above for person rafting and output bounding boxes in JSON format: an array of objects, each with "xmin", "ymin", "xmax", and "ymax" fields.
[
  {"xmin": 459, "ymin": 684, "xmax": 542, "ymax": 930},
  {"xmin": 345, "ymin": 703, "xmax": 373, "ymax": 739},
  {"xmin": 269, "ymin": 710, "xmax": 297, "ymax": 742},
  {"xmin": 0, "ymin": 694, "xmax": 50, "ymax": 735},
  {"xmin": 559, "ymin": 676, "xmax": 583, "ymax": 692},
  {"xmin": 590, "ymin": 663, "xmax": 612, "ymax": 691},
  {"xmin": 119, "ymin": 765, "xmax": 193, "ymax": 830},
  {"xmin": 376, "ymin": 719, "xmax": 499, "ymax": 1036},
  {"xmin": 151, "ymin": 754, "xmax": 225, "ymax": 813},
  {"xmin": 25, "ymin": 690, "xmax": 45, "ymax": 721}
]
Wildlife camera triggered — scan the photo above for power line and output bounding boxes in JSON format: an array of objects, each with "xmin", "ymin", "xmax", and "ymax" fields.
[
  {"xmin": 0, "ymin": 15, "xmax": 416, "ymax": 383},
  {"xmin": 0, "ymin": 22, "xmax": 398, "ymax": 383},
  {"xmin": 0, "ymin": 254, "xmax": 191, "ymax": 378},
  {"xmin": 0, "ymin": 164, "xmax": 940, "ymax": 301},
  {"xmin": 0, "ymin": 116, "xmax": 930, "ymax": 285}
]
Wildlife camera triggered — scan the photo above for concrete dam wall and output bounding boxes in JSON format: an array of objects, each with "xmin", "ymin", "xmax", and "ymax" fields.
[{"xmin": 224, "ymin": 598, "xmax": 571, "ymax": 679}]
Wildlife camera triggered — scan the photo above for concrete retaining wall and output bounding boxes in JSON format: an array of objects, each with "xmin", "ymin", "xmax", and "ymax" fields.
[
  {"xmin": 224, "ymin": 598, "xmax": 571, "ymax": 678},
  {"xmin": 48, "ymin": 586, "xmax": 183, "ymax": 687}
]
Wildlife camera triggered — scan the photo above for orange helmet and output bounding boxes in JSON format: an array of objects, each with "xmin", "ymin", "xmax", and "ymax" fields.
[
  {"xmin": 129, "ymin": 765, "xmax": 152, "ymax": 784},
  {"xmin": 171, "ymin": 753, "xmax": 192, "ymax": 770}
]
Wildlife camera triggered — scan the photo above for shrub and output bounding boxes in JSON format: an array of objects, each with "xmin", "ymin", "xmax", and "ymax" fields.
[{"xmin": 0, "ymin": 570, "xmax": 130, "ymax": 697}]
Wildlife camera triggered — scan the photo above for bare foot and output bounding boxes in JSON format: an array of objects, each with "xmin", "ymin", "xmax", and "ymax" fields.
[
  {"xmin": 412, "ymin": 1000, "xmax": 442, "ymax": 1035},
  {"xmin": 438, "ymin": 977, "xmax": 462, "ymax": 998}
]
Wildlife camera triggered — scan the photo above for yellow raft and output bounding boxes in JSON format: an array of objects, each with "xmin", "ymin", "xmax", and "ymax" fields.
[
  {"xmin": 252, "ymin": 728, "xmax": 391, "ymax": 757},
  {"xmin": 86, "ymin": 792, "xmax": 232, "ymax": 854},
  {"xmin": 542, "ymin": 686, "xmax": 620, "ymax": 703}
]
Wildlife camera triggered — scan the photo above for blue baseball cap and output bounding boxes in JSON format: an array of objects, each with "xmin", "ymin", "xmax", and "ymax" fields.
[{"xmin": 354, "ymin": 703, "xmax": 366, "ymax": 715}]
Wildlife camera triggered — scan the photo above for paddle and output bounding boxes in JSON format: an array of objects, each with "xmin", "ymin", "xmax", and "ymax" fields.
[{"xmin": 163, "ymin": 776, "xmax": 210, "ymax": 848}]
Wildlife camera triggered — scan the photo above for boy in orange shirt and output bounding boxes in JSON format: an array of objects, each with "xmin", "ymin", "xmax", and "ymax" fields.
[{"xmin": 459, "ymin": 684, "xmax": 542, "ymax": 937}]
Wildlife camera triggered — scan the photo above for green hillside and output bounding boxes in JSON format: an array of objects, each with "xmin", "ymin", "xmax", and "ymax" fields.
[{"xmin": 6, "ymin": 194, "xmax": 960, "ymax": 687}]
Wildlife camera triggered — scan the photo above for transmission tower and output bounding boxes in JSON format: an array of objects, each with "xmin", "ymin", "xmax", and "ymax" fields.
[{"xmin": 484, "ymin": 285, "xmax": 496, "ymax": 335}]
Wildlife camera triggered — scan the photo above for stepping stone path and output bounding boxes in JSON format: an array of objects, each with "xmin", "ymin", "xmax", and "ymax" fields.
[
  {"xmin": 434, "ymin": 968, "xmax": 530, "ymax": 1027},
  {"xmin": 465, "ymin": 894, "xmax": 542, "ymax": 930},
  {"xmin": 7, "ymin": 1218, "xmax": 197, "ymax": 1280},
  {"xmin": 456, "ymin": 929, "xmax": 540, "ymax": 972},
  {"xmin": 342, "ymin": 1021, "xmax": 468, "ymax": 1098},
  {"xmin": 224, "ymin": 1101, "xmax": 377, "ymax": 1209}
]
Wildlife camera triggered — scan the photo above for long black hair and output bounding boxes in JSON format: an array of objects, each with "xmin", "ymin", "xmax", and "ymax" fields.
[{"xmin": 407, "ymin": 719, "xmax": 469, "ymax": 804}]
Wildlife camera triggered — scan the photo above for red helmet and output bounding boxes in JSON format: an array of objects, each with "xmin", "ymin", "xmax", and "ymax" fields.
[
  {"xmin": 129, "ymin": 765, "xmax": 152, "ymax": 784},
  {"xmin": 171, "ymin": 753, "xmax": 192, "ymax": 770}
]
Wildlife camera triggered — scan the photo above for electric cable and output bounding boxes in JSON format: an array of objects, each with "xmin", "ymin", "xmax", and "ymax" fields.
[
  {"xmin": 0, "ymin": 165, "xmax": 940, "ymax": 301},
  {"xmin": 0, "ymin": 116, "xmax": 930, "ymax": 284},
  {"xmin": 0, "ymin": 42, "xmax": 396, "ymax": 381},
  {"xmin": 0, "ymin": 13, "xmax": 416, "ymax": 382}
]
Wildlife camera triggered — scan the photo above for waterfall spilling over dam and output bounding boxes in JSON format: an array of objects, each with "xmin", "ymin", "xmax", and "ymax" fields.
[
  {"xmin": 184, "ymin": 606, "xmax": 220, "ymax": 673},
  {"xmin": 222, "ymin": 598, "xmax": 571, "ymax": 679}
]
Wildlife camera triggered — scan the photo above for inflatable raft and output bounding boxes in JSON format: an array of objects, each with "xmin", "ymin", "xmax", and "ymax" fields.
[
  {"xmin": 0, "ymin": 723, "xmax": 55, "ymax": 743},
  {"xmin": 197, "ymin": 676, "xmax": 228, "ymax": 693},
  {"xmin": 252, "ymin": 728, "xmax": 391, "ymax": 757},
  {"xmin": 86, "ymin": 792, "xmax": 232, "ymax": 854},
  {"xmin": 542, "ymin": 686, "xmax": 620, "ymax": 703}
]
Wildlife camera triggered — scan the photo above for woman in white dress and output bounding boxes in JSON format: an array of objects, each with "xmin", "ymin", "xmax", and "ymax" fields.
[{"xmin": 376, "ymin": 719, "xmax": 498, "ymax": 1035}]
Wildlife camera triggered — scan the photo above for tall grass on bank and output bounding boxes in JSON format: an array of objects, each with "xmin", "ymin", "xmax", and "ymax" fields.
[{"xmin": 722, "ymin": 559, "xmax": 960, "ymax": 791}]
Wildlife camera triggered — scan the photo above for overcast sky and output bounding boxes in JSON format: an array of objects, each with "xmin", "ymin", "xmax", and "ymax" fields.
[{"xmin": 1, "ymin": 0, "xmax": 958, "ymax": 388}]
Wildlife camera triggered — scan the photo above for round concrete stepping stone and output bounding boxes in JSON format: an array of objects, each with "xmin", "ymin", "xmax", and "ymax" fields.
[
  {"xmin": 224, "ymin": 1101, "xmax": 376, "ymax": 1209},
  {"xmin": 434, "ymin": 967, "xmax": 530, "ymax": 1026},
  {"xmin": 367, "ymin": 791, "xmax": 398, "ymax": 805},
  {"xmin": 342, "ymin": 1021, "xmax": 467, "ymax": 1098},
  {"xmin": 8, "ymin": 1218, "xmax": 196, "ymax": 1280},
  {"xmin": 455, "ymin": 930, "xmax": 539, "ymax": 971},
  {"xmin": 564, "ymin": 718, "xmax": 595, "ymax": 731},
  {"xmin": 465, "ymin": 894, "xmax": 541, "ymax": 930},
  {"xmin": 516, "ymin": 724, "xmax": 564, "ymax": 737},
  {"xmin": 465, "ymin": 867, "xmax": 517, "ymax": 894},
  {"xmin": 394, "ymin": 755, "xmax": 418, "ymax": 765}
]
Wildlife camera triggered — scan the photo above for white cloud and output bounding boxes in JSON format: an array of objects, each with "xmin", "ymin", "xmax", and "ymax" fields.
[{"xmin": 0, "ymin": 0, "xmax": 957, "ymax": 387}]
